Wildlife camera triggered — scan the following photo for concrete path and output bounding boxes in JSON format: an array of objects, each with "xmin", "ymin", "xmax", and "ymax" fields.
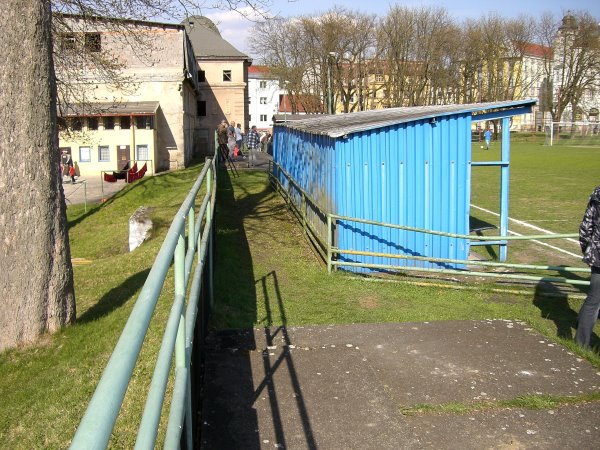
[
  {"xmin": 200, "ymin": 320, "xmax": 600, "ymax": 449},
  {"xmin": 62, "ymin": 175, "xmax": 129, "ymax": 206}
]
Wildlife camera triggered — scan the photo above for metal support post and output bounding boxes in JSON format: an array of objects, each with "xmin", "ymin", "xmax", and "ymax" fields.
[{"xmin": 499, "ymin": 117, "xmax": 511, "ymax": 262}]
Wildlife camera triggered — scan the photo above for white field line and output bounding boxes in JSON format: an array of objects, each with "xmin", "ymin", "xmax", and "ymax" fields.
[{"xmin": 470, "ymin": 204, "xmax": 582, "ymax": 259}]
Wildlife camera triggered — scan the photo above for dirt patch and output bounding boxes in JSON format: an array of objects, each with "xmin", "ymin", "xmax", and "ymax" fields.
[{"xmin": 359, "ymin": 294, "xmax": 379, "ymax": 309}]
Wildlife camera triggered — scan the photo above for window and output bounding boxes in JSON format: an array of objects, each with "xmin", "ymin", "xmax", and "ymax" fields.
[
  {"xmin": 79, "ymin": 146, "xmax": 91, "ymax": 162},
  {"xmin": 60, "ymin": 33, "xmax": 76, "ymax": 51},
  {"xmin": 136, "ymin": 145, "xmax": 149, "ymax": 161},
  {"xmin": 260, "ymin": 114, "xmax": 267, "ymax": 122},
  {"xmin": 197, "ymin": 101, "xmax": 206, "ymax": 117},
  {"xmin": 259, "ymin": 81, "xmax": 267, "ymax": 88},
  {"xmin": 84, "ymin": 33, "xmax": 101, "ymax": 52},
  {"xmin": 375, "ymin": 71, "xmax": 384, "ymax": 82},
  {"xmin": 260, "ymin": 97, "xmax": 267, "ymax": 104},
  {"xmin": 57, "ymin": 117, "xmax": 67, "ymax": 131},
  {"xmin": 98, "ymin": 145, "xmax": 110, "ymax": 162},
  {"xmin": 87, "ymin": 117, "xmax": 98, "ymax": 130},
  {"xmin": 135, "ymin": 116, "xmax": 154, "ymax": 129},
  {"xmin": 103, "ymin": 116, "xmax": 115, "ymax": 130},
  {"xmin": 120, "ymin": 116, "xmax": 131, "ymax": 129},
  {"xmin": 71, "ymin": 118, "xmax": 82, "ymax": 131},
  {"xmin": 198, "ymin": 70, "xmax": 206, "ymax": 83},
  {"xmin": 223, "ymin": 70, "xmax": 232, "ymax": 82}
]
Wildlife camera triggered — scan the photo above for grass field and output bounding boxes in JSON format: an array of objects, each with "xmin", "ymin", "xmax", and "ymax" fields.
[
  {"xmin": 470, "ymin": 140, "xmax": 598, "ymax": 268},
  {"xmin": 0, "ymin": 140, "xmax": 598, "ymax": 448}
]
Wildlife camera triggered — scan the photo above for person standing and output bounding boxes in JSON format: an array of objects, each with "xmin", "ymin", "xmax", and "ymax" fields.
[
  {"xmin": 235, "ymin": 123, "xmax": 244, "ymax": 156},
  {"xmin": 217, "ymin": 119, "xmax": 229, "ymax": 164},
  {"xmin": 576, "ymin": 185, "xmax": 600, "ymax": 348},
  {"xmin": 484, "ymin": 128, "xmax": 492, "ymax": 150},
  {"xmin": 69, "ymin": 164, "xmax": 76, "ymax": 184},
  {"xmin": 246, "ymin": 125, "xmax": 261, "ymax": 167}
]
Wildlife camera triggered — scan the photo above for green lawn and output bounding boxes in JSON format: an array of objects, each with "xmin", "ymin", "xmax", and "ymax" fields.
[
  {"xmin": 0, "ymin": 140, "xmax": 598, "ymax": 449},
  {"xmin": 0, "ymin": 165, "xmax": 204, "ymax": 449},
  {"xmin": 470, "ymin": 140, "xmax": 597, "ymax": 268}
]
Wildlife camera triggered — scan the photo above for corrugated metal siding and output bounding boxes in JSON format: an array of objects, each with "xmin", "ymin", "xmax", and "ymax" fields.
[
  {"xmin": 273, "ymin": 112, "xmax": 472, "ymax": 273},
  {"xmin": 272, "ymin": 126, "xmax": 335, "ymax": 243},
  {"xmin": 335, "ymin": 114, "xmax": 471, "ymax": 272}
]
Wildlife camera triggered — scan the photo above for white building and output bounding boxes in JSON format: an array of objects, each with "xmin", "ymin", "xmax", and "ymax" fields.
[{"xmin": 247, "ymin": 65, "xmax": 282, "ymax": 131}]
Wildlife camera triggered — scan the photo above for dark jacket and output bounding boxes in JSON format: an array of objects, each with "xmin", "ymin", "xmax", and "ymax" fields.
[
  {"xmin": 217, "ymin": 123, "xmax": 229, "ymax": 145},
  {"xmin": 580, "ymin": 186, "xmax": 600, "ymax": 267}
]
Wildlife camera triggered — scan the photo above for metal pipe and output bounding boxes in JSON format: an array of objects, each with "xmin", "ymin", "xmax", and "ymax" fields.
[
  {"xmin": 332, "ymin": 260, "xmax": 590, "ymax": 286},
  {"xmin": 499, "ymin": 116, "xmax": 511, "ymax": 261},
  {"xmin": 331, "ymin": 213, "xmax": 577, "ymax": 241},
  {"xmin": 334, "ymin": 248, "xmax": 589, "ymax": 273},
  {"xmin": 70, "ymin": 160, "xmax": 214, "ymax": 449}
]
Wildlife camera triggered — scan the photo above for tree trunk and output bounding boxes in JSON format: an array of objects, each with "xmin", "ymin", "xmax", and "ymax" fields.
[{"xmin": 0, "ymin": 0, "xmax": 75, "ymax": 351}]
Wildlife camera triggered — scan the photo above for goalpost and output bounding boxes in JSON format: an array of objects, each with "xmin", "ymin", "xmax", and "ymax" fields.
[{"xmin": 545, "ymin": 121, "xmax": 600, "ymax": 146}]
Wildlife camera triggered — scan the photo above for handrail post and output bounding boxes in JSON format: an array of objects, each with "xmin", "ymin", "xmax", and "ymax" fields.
[
  {"xmin": 206, "ymin": 159, "xmax": 214, "ymax": 309},
  {"xmin": 301, "ymin": 192, "xmax": 307, "ymax": 235},
  {"xmin": 327, "ymin": 214, "xmax": 332, "ymax": 274}
]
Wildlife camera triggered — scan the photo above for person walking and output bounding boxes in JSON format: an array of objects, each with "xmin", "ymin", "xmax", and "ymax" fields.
[
  {"xmin": 246, "ymin": 125, "xmax": 261, "ymax": 167},
  {"xmin": 576, "ymin": 185, "xmax": 600, "ymax": 348},
  {"xmin": 484, "ymin": 128, "xmax": 492, "ymax": 150}
]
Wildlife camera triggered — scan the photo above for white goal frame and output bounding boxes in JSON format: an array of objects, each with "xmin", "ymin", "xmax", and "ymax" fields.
[{"xmin": 546, "ymin": 121, "xmax": 600, "ymax": 146}]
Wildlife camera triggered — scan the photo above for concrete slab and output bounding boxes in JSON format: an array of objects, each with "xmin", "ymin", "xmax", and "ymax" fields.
[
  {"xmin": 200, "ymin": 322, "xmax": 600, "ymax": 449},
  {"xmin": 62, "ymin": 176, "xmax": 126, "ymax": 206},
  {"xmin": 403, "ymin": 402, "xmax": 600, "ymax": 449},
  {"xmin": 264, "ymin": 321, "xmax": 600, "ymax": 406}
]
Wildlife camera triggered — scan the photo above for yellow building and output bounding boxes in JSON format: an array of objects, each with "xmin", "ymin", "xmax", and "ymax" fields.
[
  {"xmin": 182, "ymin": 16, "xmax": 252, "ymax": 155},
  {"xmin": 56, "ymin": 14, "xmax": 200, "ymax": 178}
]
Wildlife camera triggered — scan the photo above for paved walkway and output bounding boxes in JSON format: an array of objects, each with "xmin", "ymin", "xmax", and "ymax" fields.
[
  {"xmin": 201, "ymin": 320, "xmax": 600, "ymax": 449},
  {"xmin": 62, "ymin": 175, "xmax": 127, "ymax": 206}
]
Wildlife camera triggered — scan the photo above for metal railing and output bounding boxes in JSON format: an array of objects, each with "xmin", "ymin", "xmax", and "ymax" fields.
[
  {"xmin": 269, "ymin": 160, "xmax": 589, "ymax": 287},
  {"xmin": 70, "ymin": 156, "xmax": 217, "ymax": 449}
]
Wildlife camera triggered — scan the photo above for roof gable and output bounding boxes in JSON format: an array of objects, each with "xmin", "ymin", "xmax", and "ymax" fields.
[{"xmin": 182, "ymin": 16, "xmax": 249, "ymax": 60}]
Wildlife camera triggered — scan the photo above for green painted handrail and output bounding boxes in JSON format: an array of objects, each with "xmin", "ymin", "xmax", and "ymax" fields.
[{"xmin": 70, "ymin": 157, "xmax": 217, "ymax": 450}]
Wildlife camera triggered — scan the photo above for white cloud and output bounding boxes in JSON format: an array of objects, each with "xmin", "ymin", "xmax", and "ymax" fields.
[{"xmin": 204, "ymin": 6, "xmax": 268, "ymax": 58}]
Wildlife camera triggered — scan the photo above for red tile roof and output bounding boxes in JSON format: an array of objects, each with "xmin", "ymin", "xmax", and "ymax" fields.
[
  {"xmin": 248, "ymin": 65, "xmax": 272, "ymax": 74},
  {"xmin": 522, "ymin": 42, "xmax": 552, "ymax": 58}
]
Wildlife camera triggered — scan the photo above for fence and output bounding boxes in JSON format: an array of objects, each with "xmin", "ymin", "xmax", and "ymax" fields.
[
  {"xmin": 70, "ymin": 156, "xmax": 217, "ymax": 449},
  {"xmin": 269, "ymin": 160, "xmax": 589, "ymax": 287}
]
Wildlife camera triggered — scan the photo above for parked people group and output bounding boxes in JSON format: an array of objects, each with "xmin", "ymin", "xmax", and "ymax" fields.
[{"xmin": 217, "ymin": 119, "xmax": 274, "ymax": 165}]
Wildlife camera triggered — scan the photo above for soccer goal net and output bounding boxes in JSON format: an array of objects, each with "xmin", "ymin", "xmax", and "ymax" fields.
[{"xmin": 544, "ymin": 122, "xmax": 600, "ymax": 146}]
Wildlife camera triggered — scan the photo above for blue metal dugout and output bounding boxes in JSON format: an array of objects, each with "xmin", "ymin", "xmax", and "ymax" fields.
[{"xmin": 272, "ymin": 100, "xmax": 536, "ymax": 272}]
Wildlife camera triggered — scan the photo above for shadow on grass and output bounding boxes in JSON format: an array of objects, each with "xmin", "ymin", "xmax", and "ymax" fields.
[
  {"xmin": 200, "ymin": 169, "xmax": 316, "ymax": 449},
  {"xmin": 469, "ymin": 216, "xmax": 498, "ymax": 260},
  {"xmin": 77, "ymin": 269, "xmax": 150, "ymax": 324},
  {"xmin": 533, "ymin": 281, "xmax": 599, "ymax": 349}
]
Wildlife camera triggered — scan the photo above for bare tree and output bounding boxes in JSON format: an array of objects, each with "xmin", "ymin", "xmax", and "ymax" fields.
[
  {"xmin": 377, "ymin": 6, "xmax": 458, "ymax": 107},
  {"xmin": 541, "ymin": 11, "xmax": 600, "ymax": 122}
]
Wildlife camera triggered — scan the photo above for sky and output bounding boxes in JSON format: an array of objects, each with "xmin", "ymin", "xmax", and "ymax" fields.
[{"xmin": 202, "ymin": 0, "xmax": 600, "ymax": 60}]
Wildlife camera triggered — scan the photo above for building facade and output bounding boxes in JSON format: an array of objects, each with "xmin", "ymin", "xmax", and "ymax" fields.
[
  {"xmin": 56, "ymin": 14, "xmax": 200, "ymax": 177},
  {"xmin": 183, "ymin": 16, "xmax": 252, "ymax": 154}
]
